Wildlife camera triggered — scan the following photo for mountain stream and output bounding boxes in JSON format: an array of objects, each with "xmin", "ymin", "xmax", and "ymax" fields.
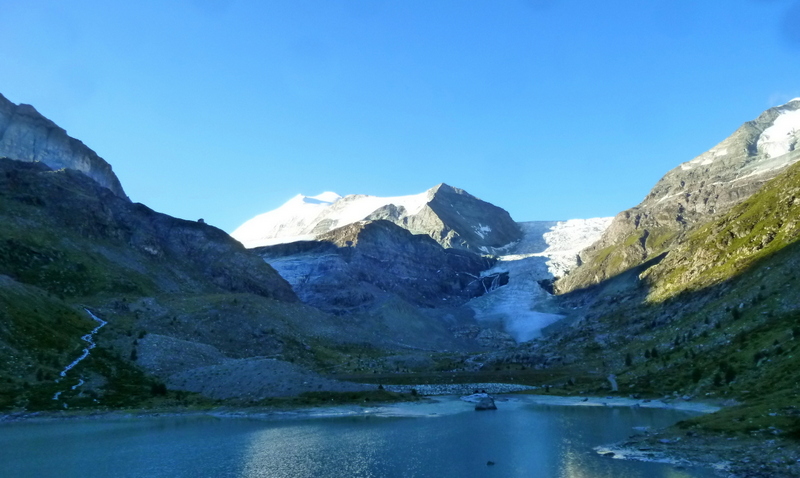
[{"xmin": 52, "ymin": 309, "xmax": 107, "ymax": 403}]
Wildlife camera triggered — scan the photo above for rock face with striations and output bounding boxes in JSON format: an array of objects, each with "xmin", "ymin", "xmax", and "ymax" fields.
[
  {"xmin": 255, "ymin": 219, "xmax": 495, "ymax": 313},
  {"xmin": 0, "ymin": 93, "xmax": 127, "ymax": 198},
  {"xmin": 556, "ymin": 98, "xmax": 800, "ymax": 293},
  {"xmin": 254, "ymin": 219, "xmax": 503, "ymax": 351},
  {"xmin": 233, "ymin": 183, "xmax": 522, "ymax": 254}
]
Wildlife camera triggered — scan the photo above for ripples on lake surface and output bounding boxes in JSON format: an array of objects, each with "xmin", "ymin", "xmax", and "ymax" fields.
[{"xmin": 0, "ymin": 401, "xmax": 717, "ymax": 477}]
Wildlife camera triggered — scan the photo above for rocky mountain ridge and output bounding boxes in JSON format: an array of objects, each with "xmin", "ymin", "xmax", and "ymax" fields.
[
  {"xmin": 0, "ymin": 158, "xmax": 296, "ymax": 302},
  {"xmin": 0, "ymin": 93, "xmax": 127, "ymax": 198},
  {"xmin": 556, "ymin": 98, "xmax": 800, "ymax": 294},
  {"xmin": 254, "ymin": 219, "xmax": 519, "ymax": 351}
]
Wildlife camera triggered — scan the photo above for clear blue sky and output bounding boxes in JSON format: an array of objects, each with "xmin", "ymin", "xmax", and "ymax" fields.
[{"xmin": 2, "ymin": 1, "xmax": 799, "ymax": 232}]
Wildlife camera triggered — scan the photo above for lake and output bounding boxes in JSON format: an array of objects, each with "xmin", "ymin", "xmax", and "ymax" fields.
[{"xmin": 0, "ymin": 397, "xmax": 717, "ymax": 477}]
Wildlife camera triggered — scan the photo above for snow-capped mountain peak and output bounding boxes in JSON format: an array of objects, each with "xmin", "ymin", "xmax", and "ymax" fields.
[
  {"xmin": 231, "ymin": 184, "xmax": 523, "ymax": 252},
  {"xmin": 231, "ymin": 192, "xmax": 341, "ymax": 248}
]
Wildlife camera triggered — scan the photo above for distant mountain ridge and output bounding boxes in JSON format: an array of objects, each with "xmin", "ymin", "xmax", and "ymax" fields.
[
  {"xmin": 232, "ymin": 183, "xmax": 523, "ymax": 254},
  {"xmin": 0, "ymin": 93, "xmax": 127, "ymax": 198},
  {"xmin": 556, "ymin": 98, "xmax": 800, "ymax": 293}
]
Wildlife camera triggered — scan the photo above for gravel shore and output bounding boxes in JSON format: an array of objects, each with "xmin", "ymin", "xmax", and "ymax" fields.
[
  {"xmin": 167, "ymin": 357, "xmax": 374, "ymax": 400},
  {"xmin": 599, "ymin": 430, "xmax": 800, "ymax": 478},
  {"xmin": 382, "ymin": 382, "xmax": 537, "ymax": 395}
]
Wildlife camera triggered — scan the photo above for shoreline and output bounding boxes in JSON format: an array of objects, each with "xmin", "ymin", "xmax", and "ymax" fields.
[
  {"xmin": 595, "ymin": 427, "xmax": 800, "ymax": 478},
  {"xmin": 7, "ymin": 392, "xmax": 777, "ymax": 476},
  {"xmin": 0, "ymin": 392, "xmax": 721, "ymax": 425}
]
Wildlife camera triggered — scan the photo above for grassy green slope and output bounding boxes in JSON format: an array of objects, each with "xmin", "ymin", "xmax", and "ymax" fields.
[{"xmin": 644, "ymin": 161, "xmax": 800, "ymax": 302}]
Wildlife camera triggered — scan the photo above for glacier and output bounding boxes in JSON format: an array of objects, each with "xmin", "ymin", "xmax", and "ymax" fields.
[{"xmin": 467, "ymin": 218, "xmax": 612, "ymax": 342}]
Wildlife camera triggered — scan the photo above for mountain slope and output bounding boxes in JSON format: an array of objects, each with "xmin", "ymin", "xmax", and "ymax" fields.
[
  {"xmin": 643, "ymin": 160, "xmax": 800, "ymax": 302},
  {"xmin": 0, "ymin": 156, "xmax": 420, "ymax": 409},
  {"xmin": 556, "ymin": 98, "xmax": 800, "ymax": 294},
  {"xmin": 0, "ymin": 93, "xmax": 127, "ymax": 198},
  {"xmin": 484, "ymin": 159, "xmax": 800, "ymax": 453},
  {"xmin": 0, "ymin": 158, "xmax": 296, "ymax": 302},
  {"xmin": 233, "ymin": 184, "xmax": 522, "ymax": 253}
]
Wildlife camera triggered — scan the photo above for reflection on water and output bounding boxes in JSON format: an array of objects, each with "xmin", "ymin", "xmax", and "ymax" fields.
[
  {"xmin": 0, "ymin": 402, "xmax": 717, "ymax": 478},
  {"xmin": 241, "ymin": 420, "xmax": 390, "ymax": 477}
]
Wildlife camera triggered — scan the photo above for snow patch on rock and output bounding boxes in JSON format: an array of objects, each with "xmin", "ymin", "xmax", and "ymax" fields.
[
  {"xmin": 473, "ymin": 224, "xmax": 492, "ymax": 239},
  {"xmin": 680, "ymin": 146, "xmax": 730, "ymax": 171},
  {"xmin": 758, "ymin": 107, "xmax": 800, "ymax": 159}
]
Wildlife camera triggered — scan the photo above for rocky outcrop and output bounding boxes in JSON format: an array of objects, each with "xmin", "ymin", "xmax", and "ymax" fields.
[
  {"xmin": 166, "ymin": 357, "xmax": 373, "ymax": 400},
  {"xmin": 0, "ymin": 93, "xmax": 127, "ymax": 198},
  {"xmin": 556, "ymin": 98, "xmax": 800, "ymax": 293},
  {"xmin": 474, "ymin": 395, "xmax": 498, "ymax": 410},
  {"xmin": 256, "ymin": 219, "xmax": 494, "ymax": 312},
  {"xmin": 233, "ymin": 183, "xmax": 522, "ymax": 253}
]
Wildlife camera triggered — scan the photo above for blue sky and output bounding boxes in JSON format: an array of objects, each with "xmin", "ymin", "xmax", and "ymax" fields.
[{"xmin": 2, "ymin": 0, "xmax": 799, "ymax": 232}]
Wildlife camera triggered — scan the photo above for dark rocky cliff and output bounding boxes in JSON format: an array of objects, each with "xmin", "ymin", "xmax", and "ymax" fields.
[{"xmin": 0, "ymin": 93, "xmax": 127, "ymax": 198}]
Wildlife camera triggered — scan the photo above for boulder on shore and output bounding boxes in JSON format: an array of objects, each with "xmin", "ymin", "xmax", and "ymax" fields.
[{"xmin": 475, "ymin": 396, "xmax": 497, "ymax": 411}]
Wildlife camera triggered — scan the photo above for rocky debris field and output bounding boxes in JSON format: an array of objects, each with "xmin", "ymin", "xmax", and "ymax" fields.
[
  {"xmin": 167, "ymin": 358, "xmax": 374, "ymax": 400},
  {"xmin": 382, "ymin": 382, "xmax": 537, "ymax": 395}
]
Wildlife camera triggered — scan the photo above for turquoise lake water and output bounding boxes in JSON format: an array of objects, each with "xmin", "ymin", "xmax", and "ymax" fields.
[{"xmin": 0, "ymin": 401, "xmax": 717, "ymax": 478}]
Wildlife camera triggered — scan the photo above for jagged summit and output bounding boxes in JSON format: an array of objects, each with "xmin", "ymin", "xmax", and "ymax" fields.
[
  {"xmin": 232, "ymin": 184, "xmax": 522, "ymax": 253},
  {"xmin": 0, "ymin": 93, "xmax": 127, "ymax": 198},
  {"xmin": 429, "ymin": 182, "xmax": 473, "ymax": 196}
]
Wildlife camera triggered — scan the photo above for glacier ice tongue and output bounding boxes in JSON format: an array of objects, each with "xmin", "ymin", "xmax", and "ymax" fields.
[{"xmin": 467, "ymin": 218, "xmax": 611, "ymax": 342}]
